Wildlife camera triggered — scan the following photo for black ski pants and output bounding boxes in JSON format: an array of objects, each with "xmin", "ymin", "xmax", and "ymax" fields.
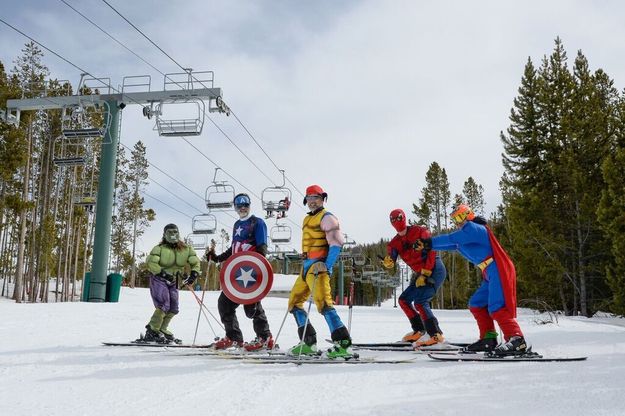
[{"xmin": 217, "ymin": 291, "xmax": 271, "ymax": 342}]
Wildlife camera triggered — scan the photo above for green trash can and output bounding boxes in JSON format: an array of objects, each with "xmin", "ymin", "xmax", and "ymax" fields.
[
  {"xmin": 81, "ymin": 272, "xmax": 91, "ymax": 302},
  {"xmin": 106, "ymin": 273, "xmax": 123, "ymax": 302}
]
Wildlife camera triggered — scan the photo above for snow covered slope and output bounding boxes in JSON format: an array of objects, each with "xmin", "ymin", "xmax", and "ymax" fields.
[{"xmin": 2, "ymin": 286, "xmax": 624, "ymax": 416}]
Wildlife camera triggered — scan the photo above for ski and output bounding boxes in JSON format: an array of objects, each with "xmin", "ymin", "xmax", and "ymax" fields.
[
  {"xmin": 350, "ymin": 341, "xmax": 470, "ymax": 348},
  {"xmin": 355, "ymin": 344, "xmax": 463, "ymax": 353},
  {"xmin": 168, "ymin": 349, "xmax": 287, "ymax": 357},
  {"xmin": 102, "ymin": 341, "xmax": 214, "ymax": 348},
  {"xmin": 232, "ymin": 355, "xmax": 417, "ymax": 365},
  {"xmin": 428, "ymin": 352, "xmax": 587, "ymax": 362}
]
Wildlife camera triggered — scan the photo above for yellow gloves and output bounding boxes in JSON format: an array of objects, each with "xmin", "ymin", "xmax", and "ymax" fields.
[
  {"xmin": 415, "ymin": 270, "xmax": 432, "ymax": 287},
  {"xmin": 381, "ymin": 255, "xmax": 395, "ymax": 270}
]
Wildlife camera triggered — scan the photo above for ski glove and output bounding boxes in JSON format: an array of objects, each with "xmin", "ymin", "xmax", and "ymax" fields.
[
  {"xmin": 205, "ymin": 249, "xmax": 217, "ymax": 262},
  {"xmin": 182, "ymin": 270, "xmax": 199, "ymax": 286},
  {"xmin": 380, "ymin": 255, "xmax": 395, "ymax": 270},
  {"xmin": 413, "ymin": 238, "xmax": 432, "ymax": 251},
  {"xmin": 415, "ymin": 275, "xmax": 427, "ymax": 287}
]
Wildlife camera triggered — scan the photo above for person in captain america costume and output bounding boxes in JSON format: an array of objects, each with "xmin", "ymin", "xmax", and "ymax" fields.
[
  {"xmin": 206, "ymin": 193, "xmax": 274, "ymax": 351},
  {"xmin": 415, "ymin": 204, "xmax": 528, "ymax": 355}
]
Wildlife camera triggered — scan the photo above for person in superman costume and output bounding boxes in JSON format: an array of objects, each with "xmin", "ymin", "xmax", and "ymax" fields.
[
  {"xmin": 381, "ymin": 209, "xmax": 447, "ymax": 346},
  {"xmin": 416, "ymin": 204, "xmax": 527, "ymax": 355}
]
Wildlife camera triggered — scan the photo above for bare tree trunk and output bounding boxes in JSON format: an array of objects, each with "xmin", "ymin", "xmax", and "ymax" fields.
[
  {"xmin": 13, "ymin": 125, "xmax": 32, "ymax": 303},
  {"xmin": 575, "ymin": 200, "xmax": 588, "ymax": 317},
  {"xmin": 130, "ymin": 176, "xmax": 139, "ymax": 288}
]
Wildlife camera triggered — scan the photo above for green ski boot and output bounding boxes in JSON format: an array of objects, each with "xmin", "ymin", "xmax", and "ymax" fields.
[
  {"xmin": 288, "ymin": 342, "xmax": 319, "ymax": 356},
  {"xmin": 326, "ymin": 340, "xmax": 358, "ymax": 360}
]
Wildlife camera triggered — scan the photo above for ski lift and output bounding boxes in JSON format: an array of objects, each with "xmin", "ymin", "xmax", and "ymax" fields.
[
  {"xmin": 185, "ymin": 233, "xmax": 209, "ymax": 250},
  {"xmin": 154, "ymin": 99, "xmax": 205, "ymax": 137},
  {"xmin": 261, "ymin": 170, "xmax": 292, "ymax": 219},
  {"xmin": 192, "ymin": 214, "xmax": 217, "ymax": 234},
  {"xmin": 60, "ymin": 104, "xmax": 107, "ymax": 140},
  {"xmin": 343, "ymin": 234, "xmax": 356, "ymax": 248},
  {"xmin": 270, "ymin": 223, "xmax": 292, "ymax": 244},
  {"xmin": 53, "ymin": 133, "xmax": 88, "ymax": 166},
  {"xmin": 352, "ymin": 253, "xmax": 367, "ymax": 267},
  {"xmin": 205, "ymin": 168, "xmax": 235, "ymax": 211},
  {"xmin": 73, "ymin": 193, "xmax": 96, "ymax": 212}
]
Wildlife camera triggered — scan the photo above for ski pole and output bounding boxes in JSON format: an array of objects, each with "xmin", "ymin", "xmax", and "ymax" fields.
[
  {"xmin": 186, "ymin": 284, "xmax": 225, "ymax": 332},
  {"xmin": 299, "ymin": 268, "xmax": 318, "ymax": 361},
  {"xmin": 192, "ymin": 269, "xmax": 211, "ymax": 345},
  {"xmin": 348, "ymin": 280, "xmax": 355, "ymax": 333},
  {"xmin": 272, "ymin": 307, "xmax": 290, "ymax": 350}
]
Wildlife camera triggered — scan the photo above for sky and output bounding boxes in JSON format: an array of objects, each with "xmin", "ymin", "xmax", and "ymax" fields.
[
  {"xmin": 1, "ymin": 285, "xmax": 625, "ymax": 416},
  {"xmin": 2, "ymin": 0, "xmax": 625, "ymax": 259}
]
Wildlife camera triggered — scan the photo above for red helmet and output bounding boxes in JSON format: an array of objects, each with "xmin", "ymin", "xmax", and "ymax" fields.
[
  {"xmin": 303, "ymin": 184, "xmax": 328, "ymax": 204},
  {"xmin": 451, "ymin": 204, "xmax": 475, "ymax": 225},
  {"xmin": 389, "ymin": 208, "xmax": 407, "ymax": 233}
]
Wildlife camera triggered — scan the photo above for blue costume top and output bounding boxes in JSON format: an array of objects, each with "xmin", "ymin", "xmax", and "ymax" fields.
[
  {"xmin": 431, "ymin": 221, "xmax": 508, "ymax": 313},
  {"xmin": 431, "ymin": 221, "xmax": 493, "ymax": 266},
  {"xmin": 231, "ymin": 215, "xmax": 267, "ymax": 254}
]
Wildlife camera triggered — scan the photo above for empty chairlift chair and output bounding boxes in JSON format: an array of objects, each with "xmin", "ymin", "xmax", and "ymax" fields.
[
  {"xmin": 192, "ymin": 214, "xmax": 217, "ymax": 235},
  {"xmin": 205, "ymin": 168, "xmax": 235, "ymax": 211},
  {"xmin": 270, "ymin": 224, "xmax": 292, "ymax": 244}
]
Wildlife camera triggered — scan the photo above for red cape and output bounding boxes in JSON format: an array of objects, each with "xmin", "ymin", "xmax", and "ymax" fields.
[{"xmin": 486, "ymin": 226, "xmax": 517, "ymax": 317}]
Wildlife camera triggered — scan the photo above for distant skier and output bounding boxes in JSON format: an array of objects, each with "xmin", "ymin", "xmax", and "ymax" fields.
[
  {"xmin": 287, "ymin": 185, "xmax": 353, "ymax": 358},
  {"xmin": 381, "ymin": 208, "xmax": 447, "ymax": 346},
  {"xmin": 415, "ymin": 204, "xmax": 527, "ymax": 355},
  {"xmin": 143, "ymin": 224, "xmax": 201, "ymax": 343},
  {"xmin": 206, "ymin": 193, "xmax": 274, "ymax": 351}
]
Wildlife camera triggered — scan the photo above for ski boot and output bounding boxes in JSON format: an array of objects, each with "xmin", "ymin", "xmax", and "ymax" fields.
[
  {"xmin": 213, "ymin": 337, "xmax": 243, "ymax": 350},
  {"xmin": 414, "ymin": 333, "xmax": 444, "ymax": 348},
  {"xmin": 244, "ymin": 336, "xmax": 275, "ymax": 352},
  {"xmin": 492, "ymin": 336, "xmax": 527, "ymax": 356},
  {"xmin": 160, "ymin": 329, "xmax": 182, "ymax": 345},
  {"xmin": 141, "ymin": 325, "xmax": 167, "ymax": 344},
  {"xmin": 464, "ymin": 337, "xmax": 497, "ymax": 353},
  {"xmin": 326, "ymin": 340, "xmax": 357, "ymax": 360},
  {"xmin": 288, "ymin": 342, "xmax": 319, "ymax": 357},
  {"xmin": 402, "ymin": 330, "xmax": 424, "ymax": 342}
]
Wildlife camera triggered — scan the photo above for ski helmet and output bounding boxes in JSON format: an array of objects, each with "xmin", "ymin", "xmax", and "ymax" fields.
[
  {"xmin": 450, "ymin": 204, "xmax": 475, "ymax": 225},
  {"xmin": 303, "ymin": 184, "xmax": 328, "ymax": 204},
  {"xmin": 163, "ymin": 223, "xmax": 180, "ymax": 244},
  {"xmin": 389, "ymin": 208, "xmax": 407, "ymax": 233}
]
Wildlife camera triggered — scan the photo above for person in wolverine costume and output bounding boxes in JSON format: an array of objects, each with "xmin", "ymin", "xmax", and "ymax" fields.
[
  {"xmin": 416, "ymin": 204, "xmax": 528, "ymax": 355},
  {"xmin": 286, "ymin": 185, "xmax": 353, "ymax": 358},
  {"xmin": 381, "ymin": 208, "xmax": 447, "ymax": 346}
]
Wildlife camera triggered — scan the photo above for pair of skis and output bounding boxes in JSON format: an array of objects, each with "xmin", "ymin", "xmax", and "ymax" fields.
[
  {"xmin": 102, "ymin": 341, "xmax": 414, "ymax": 365},
  {"xmin": 350, "ymin": 341, "xmax": 587, "ymax": 362}
]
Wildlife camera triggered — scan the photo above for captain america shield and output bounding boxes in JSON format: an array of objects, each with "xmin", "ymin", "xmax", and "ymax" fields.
[{"xmin": 219, "ymin": 251, "xmax": 274, "ymax": 304}]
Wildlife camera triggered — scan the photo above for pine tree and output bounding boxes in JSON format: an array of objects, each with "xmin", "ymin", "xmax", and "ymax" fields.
[
  {"xmin": 462, "ymin": 177, "xmax": 485, "ymax": 215},
  {"xmin": 127, "ymin": 141, "xmax": 154, "ymax": 287}
]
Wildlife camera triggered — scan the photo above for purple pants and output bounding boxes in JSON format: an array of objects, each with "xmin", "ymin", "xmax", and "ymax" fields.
[{"xmin": 150, "ymin": 275, "xmax": 179, "ymax": 314}]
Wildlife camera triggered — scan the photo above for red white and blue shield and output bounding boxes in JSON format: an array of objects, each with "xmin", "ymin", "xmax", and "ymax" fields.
[{"xmin": 219, "ymin": 251, "xmax": 274, "ymax": 304}]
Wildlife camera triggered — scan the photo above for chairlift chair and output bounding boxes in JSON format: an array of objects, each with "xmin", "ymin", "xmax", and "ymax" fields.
[
  {"xmin": 185, "ymin": 233, "xmax": 209, "ymax": 250},
  {"xmin": 270, "ymin": 224, "xmax": 292, "ymax": 244},
  {"xmin": 61, "ymin": 105, "xmax": 106, "ymax": 140},
  {"xmin": 352, "ymin": 253, "xmax": 367, "ymax": 267},
  {"xmin": 261, "ymin": 171, "xmax": 292, "ymax": 218},
  {"xmin": 205, "ymin": 168, "xmax": 235, "ymax": 211},
  {"xmin": 154, "ymin": 99, "xmax": 205, "ymax": 137},
  {"xmin": 192, "ymin": 214, "xmax": 217, "ymax": 234}
]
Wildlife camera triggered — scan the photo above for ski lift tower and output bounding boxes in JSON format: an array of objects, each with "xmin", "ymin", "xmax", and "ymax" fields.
[{"xmin": 1, "ymin": 70, "xmax": 228, "ymax": 302}]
